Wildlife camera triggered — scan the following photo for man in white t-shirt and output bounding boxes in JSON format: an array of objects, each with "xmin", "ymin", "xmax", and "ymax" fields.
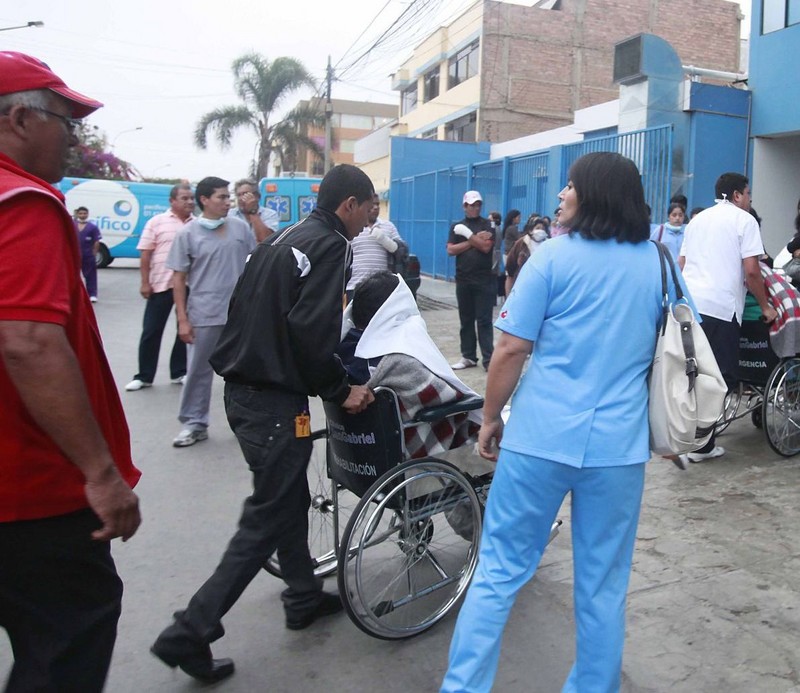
[
  {"xmin": 345, "ymin": 194, "xmax": 407, "ymax": 299},
  {"xmin": 678, "ymin": 172, "xmax": 777, "ymax": 463}
]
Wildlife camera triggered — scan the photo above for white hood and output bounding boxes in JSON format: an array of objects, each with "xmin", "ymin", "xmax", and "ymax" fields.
[{"xmin": 341, "ymin": 276, "xmax": 479, "ymax": 398}]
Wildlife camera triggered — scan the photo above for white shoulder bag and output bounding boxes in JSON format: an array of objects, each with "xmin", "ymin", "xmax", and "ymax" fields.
[{"xmin": 649, "ymin": 242, "xmax": 727, "ymax": 455}]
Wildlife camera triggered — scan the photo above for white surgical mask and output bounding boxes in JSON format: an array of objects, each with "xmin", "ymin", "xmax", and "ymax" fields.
[
  {"xmin": 198, "ymin": 216, "xmax": 225, "ymax": 230},
  {"xmin": 532, "ymin": 229, "xmax": 548, "ymax": 242}
]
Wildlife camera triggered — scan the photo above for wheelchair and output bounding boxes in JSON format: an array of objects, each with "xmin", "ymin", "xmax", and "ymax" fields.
[
  {"xmin": 714, "ymin": 309, "xmax": 800, "ymax": 457},
  {"xmin": 266, "ymin": 386, "xmax": 560, "ymax": 639}
]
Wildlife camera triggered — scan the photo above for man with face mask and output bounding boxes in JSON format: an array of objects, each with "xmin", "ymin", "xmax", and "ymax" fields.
[{"xmin": 165, "ymin": 177, "xmax": 256, "ymax": 447}]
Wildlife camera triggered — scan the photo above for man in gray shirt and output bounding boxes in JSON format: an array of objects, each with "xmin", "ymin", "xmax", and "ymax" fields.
[{"xmin": 167, "ymin": 176, "xmax": 256, "ymax": 447}]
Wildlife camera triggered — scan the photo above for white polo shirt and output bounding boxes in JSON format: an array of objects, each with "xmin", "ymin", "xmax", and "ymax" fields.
[{"xmin": 679, "ymin": 200, "xmax": 763, "ymax": 322}]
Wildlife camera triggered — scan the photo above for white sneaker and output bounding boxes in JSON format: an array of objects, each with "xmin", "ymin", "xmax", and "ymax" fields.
[
  {"xmin": 170, "ymin": 375, "xmax": 186, "ymax": 385},
  {"xmin": 125, "ymin": 379, "xmax": 152, "ymax": 391},
  {"xmin": 451, "ymin": 357, "xmax": 477, "ymax": 370},
  {"xmin": 172, "ymin": 428, "xmax": 208, "ymax": 447},
  {"xmin": 89, "ymin": 296, "xmax": 98, "ymax": 303},
  {"xmin": 686, "ymin": 446, "xmax": 726, "ymax": 463}
]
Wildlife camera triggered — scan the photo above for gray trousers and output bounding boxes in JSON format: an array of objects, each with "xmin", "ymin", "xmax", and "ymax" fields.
[{"xmin": 178, "ymin": 324, "xmax": 224, "ymax": 431}]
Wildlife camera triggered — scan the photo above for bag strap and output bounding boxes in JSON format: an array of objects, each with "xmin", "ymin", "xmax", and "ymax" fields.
[
  {"xmin": 657, "ymin": 224, "xmax": 664, "ymax": 242},
  {"xmin": 680, "ymin": 318, "xmax": 698, "ymax": 393},
  {"xmin": 652, "ymin": 240, "xmax": 670, "ymax": 336},
  {"xmin": 651, "ymin": 240, "xmax": 698, "ymax": 393}
]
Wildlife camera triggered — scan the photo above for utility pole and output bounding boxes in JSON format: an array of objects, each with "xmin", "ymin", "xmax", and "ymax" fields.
[{"xmin": 324, "ymin": 56, "xmax": 333, "ymax": 173}]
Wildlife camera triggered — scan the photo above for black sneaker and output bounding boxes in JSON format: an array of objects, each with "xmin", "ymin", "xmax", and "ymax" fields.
[{"xmin": 285, "ymin": 592, "xmax": 343, "ymax": 630}]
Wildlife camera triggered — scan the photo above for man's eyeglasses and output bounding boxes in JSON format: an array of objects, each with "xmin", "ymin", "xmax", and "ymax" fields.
[{"xmin": 31, "ymin": 108, "xmax": 82, "ymax": 133}]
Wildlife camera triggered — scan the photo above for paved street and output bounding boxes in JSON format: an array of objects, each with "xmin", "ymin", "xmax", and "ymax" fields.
[{"xmin": 2, "ymin": 263, "xmax": 799, "ymax": 692}]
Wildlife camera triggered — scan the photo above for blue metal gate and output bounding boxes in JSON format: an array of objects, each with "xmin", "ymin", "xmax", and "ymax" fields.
[{"xmin": 392, "ymin": 125, "xmax": 673, "ymax": 280}]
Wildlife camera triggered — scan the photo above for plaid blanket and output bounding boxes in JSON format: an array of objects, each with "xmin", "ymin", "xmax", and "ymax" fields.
[
  {"xmin": 367, "ymin": 353, "xmax": 481, "ymax": 459},
  {"xmin": 761, "ymin": 263, "xmax": 800, "ymax": 358}
]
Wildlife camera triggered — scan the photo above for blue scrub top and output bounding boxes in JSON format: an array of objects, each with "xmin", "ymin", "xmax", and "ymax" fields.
[{"xmin": 496, "ymin": 234, "xmax": 692, "ymax": 468}]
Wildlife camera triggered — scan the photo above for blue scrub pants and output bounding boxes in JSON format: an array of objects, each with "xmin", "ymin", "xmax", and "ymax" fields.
[{"xmin": 441, "ymin": 451, "xmax": 646, "ymax": 693}]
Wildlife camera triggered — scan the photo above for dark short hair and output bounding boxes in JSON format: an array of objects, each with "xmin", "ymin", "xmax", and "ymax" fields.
[
  {"xmin": 795, "ymin": 197, "xmax": 800, "ymax": 234},
  {"xmin": 503, "ymin": 209, "xmax": 520, "ymax": 231},
  {"xmin": 670, "ymin": 193, "xmax": 688, "ymax": 208},
  {"xmin": 351, "ymin": 271, "xmax": 399, "ymax": 330},
  {"xmin": 169, "ymin": 183, "xmax": 192, "ymax": 200},
  {"xmin": 74, "ymin": 206, "xmax": 88, "ymax": 213},
  {"xmin": 667, "ymin": 202, "xmax": 686, "ymax": 218},
  {"xmin": 715, "ymin": 172, "xmax": 749, "ymax": 201},
  {"xmin": 234, "ymin": 178, "xmax": 258, "ymax": 193},
  {"xmin": 567, "ymin": 152, "xmax": 650, "ymax": 243},
  {"xmin": 317, "ymin": 164, "xmax": 374, "ymax": 212},
  {"xmin": 195, "ymin": 176, "xmax": 229, "ymax": 210},
  {"xmin": 690, "ymin": 206, "xmax": 705, "ymax": 219}
]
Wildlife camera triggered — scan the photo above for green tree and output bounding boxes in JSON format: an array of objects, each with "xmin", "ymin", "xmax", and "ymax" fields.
[
  {"xmin": 64, "ymin": 122, "xmax": 138, "ymax": 180},
  {"xmin": 270, "ymin": 101, "xmax": 325, "ymax": 175},
  {"xmin": 195, "ymin": 53, "xmax": 323, "ymax": 179}
]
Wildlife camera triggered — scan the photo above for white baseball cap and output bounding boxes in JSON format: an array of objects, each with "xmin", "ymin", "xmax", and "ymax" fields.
[{"xmin": 463, "ymin": 190, "xmax": 483, "ymax": 205}]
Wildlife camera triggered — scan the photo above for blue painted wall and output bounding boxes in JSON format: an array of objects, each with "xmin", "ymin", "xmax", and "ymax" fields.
[
  {"xmin": 749, "ymin": 3, "xmax": 800, "ymax": 137},
  {"xmin": 390, "ymin": 137, "xmax": 490, "ymax": 182}
]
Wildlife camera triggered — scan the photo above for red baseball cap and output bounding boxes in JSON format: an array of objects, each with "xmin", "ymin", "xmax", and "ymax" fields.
[{"xmin": 0, "ymin": 51, "xmax": 102, "ymax": 118}]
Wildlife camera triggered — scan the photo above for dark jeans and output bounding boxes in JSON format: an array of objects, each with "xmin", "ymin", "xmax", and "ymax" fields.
[
  {"xmin": 161, "ymin": 383, "xmax": 323, "ymax": 647},
  {"xmin": 134, "ymin": 289, "xmax": 186, "ymax": 383},
  {"xmin": 456, "ymin": 280, "xmax": 495, "ymax": 367},
  {"xmin": 0, "ymin": 509, "xmax": 122, "ymax": 693},
  {"xmin": 81, "ymin": 254, "xmax": 97, "ymax": 299},
  {"xmin": 696, "ymin": 314, "xmax": 741, "ymax": 453}
]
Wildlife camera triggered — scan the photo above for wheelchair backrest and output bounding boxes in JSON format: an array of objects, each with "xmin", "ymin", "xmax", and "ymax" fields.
[{"xmin": 323, "ymin": 387, "xmax": 405, "ymax": 498}]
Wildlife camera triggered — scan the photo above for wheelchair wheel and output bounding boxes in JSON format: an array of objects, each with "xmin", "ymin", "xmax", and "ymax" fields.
[
  {"xmin": 264, "ymin": 429, "xmax": 357, "ymax": 579},
  {"xmin": 337, "ymin": 459, "xmax": 482, "ymax": 640},
  {"xmin": 714, "ymin": 381, "xmax": 743, "ymax": 435},
  {"xmin": 763, "ymin": 358, "xmax": 800, "ymax": 457}
]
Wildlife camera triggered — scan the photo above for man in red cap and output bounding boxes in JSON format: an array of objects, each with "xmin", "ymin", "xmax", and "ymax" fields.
[{"xmin": 0, "ymin": 52, "xmax": 141, "ymax": 692}]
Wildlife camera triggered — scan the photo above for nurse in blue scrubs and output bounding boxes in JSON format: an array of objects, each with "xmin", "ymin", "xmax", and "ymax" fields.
[{"xmin": 441, "ymin": 152, "xmax": 691, "ymax": 693}]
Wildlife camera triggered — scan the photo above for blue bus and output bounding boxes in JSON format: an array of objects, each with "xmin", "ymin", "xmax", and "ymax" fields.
[
  {"xmin": 56, "ymin": 176, "xmax": 324, "ymax": 266},
  {"xmin": 56, "ymin": 177, "xmax": 174, "ymax": 267}
]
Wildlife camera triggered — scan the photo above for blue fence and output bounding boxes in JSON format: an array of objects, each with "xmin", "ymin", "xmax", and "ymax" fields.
[{"xmin": 391, "ymin": 125, "xmax": 673, "ymax": 280}]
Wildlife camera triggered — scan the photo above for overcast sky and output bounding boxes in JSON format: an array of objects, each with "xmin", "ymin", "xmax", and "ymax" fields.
[{"xmin": 1, "ymin": 0, "xmax": 752, "ymax": 183}]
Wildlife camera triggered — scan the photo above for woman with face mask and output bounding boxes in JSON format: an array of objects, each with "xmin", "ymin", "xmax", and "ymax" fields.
[
  {"xmin": 503, "ymin": 217, "xmax": 548, "ymax": 295},
  {"xmin": 650, "ymin": 202, "xmax": 686, "ymax": 259}
]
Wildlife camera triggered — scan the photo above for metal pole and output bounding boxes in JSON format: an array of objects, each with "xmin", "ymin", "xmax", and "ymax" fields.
[{"xmin": 324, "ymin": 56, "xmax": 333, "ymax": 173}]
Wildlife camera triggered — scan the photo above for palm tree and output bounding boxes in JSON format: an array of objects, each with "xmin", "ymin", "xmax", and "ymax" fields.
[
  {"xmin": 270, "ymin": 101, "xmax": 326, "ymax": 175},
  {"xmin": 194, "ymin": 53, "xmax": 322, "ymax": 179}
]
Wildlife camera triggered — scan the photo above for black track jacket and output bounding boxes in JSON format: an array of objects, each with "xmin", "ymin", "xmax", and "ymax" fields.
[{"xmin": 210, "ymin": 207, "xmax": 352, "ymax": 405}]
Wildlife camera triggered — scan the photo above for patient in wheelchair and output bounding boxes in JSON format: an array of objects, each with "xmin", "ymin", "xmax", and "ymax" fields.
[{"xmin": 337, "ymin": 271, "xmax": 481, "ymax": 459}]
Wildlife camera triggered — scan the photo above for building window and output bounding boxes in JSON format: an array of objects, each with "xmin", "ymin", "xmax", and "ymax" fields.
[
  {"xmin": 401, "ymin": 83, "xmax": 418, "ymax": 115},
  {"xmin": 444, "ymin": 112, "xmax": 477, "ymax": 142},
  {"xmin": 421, "ymin": 128, "xmax": 438, "ymax": 140},
  {"xmin": 340, "ymin": 113, "xmax": 376, "ymax": 130},
  {"xmin": 423, "ymin": 67, "xmax": 440, "ymax": 102},
  {"xmin": 763, "ymin": 0, "xmax": 800, "ymax": 32},
  {"xmin": 448, "ymin": 40, "xmax": 479, "ymax": 89}
]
